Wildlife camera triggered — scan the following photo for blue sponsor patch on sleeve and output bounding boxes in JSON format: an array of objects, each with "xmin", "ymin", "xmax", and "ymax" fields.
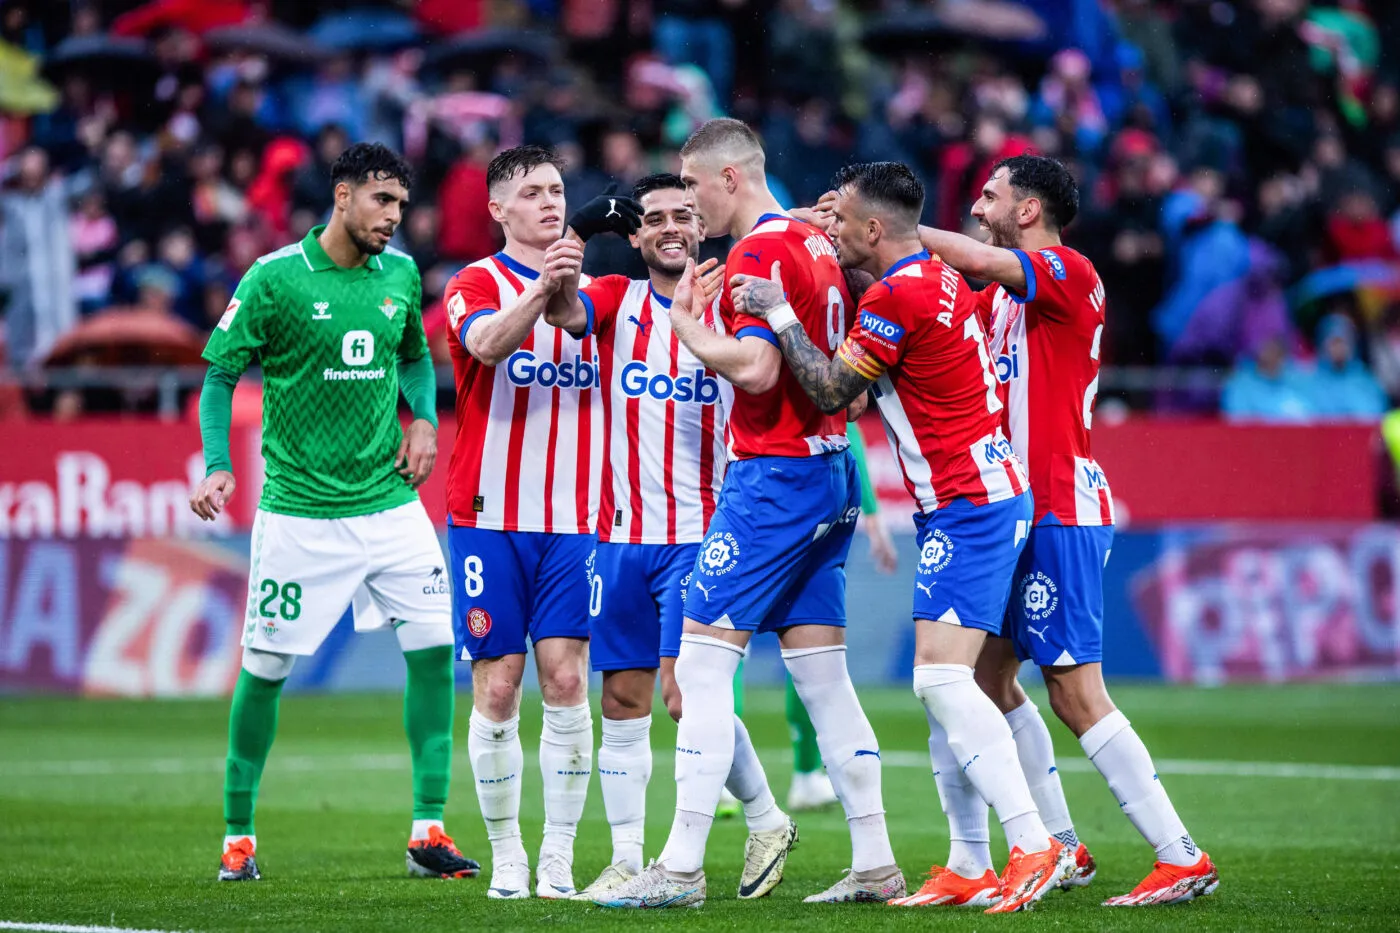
[
  {"xmin": 1039, "ymin": 249, "xmax": 1067, "ymax": 280},
  {"xmin": 859, "ymin": 310, "xmax": 905, "ymax": 343}
]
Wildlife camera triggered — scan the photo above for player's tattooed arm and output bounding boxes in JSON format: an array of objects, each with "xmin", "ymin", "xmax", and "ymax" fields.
[
  {"xmin": 915, "ymin": 225, "xmax": 1027, "ymax": 295},
  {"xmin": 730, "ymin": 273, "xmax": 872, "ymax": 414},
  {"xmin": 670, "ymin": 259, "xmax": 781, "ymax": 394},
  {"xmin": 774, "ymin": 325, "xmax": 873, "ymax": 415}
]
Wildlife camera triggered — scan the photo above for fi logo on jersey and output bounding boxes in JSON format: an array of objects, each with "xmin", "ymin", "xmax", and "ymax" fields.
[{"xmin": 342, "ymin": 330, "xmax": 374, "ymax": 366}]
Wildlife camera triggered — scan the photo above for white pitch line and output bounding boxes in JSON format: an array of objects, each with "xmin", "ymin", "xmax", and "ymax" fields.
[
  {"xmin": 0, "ymin": 922, "xmax": 190, "ymax": 933},
  {"xmin": 0, "ymin": 751, "xmax": 1396, "ymax": 783}
]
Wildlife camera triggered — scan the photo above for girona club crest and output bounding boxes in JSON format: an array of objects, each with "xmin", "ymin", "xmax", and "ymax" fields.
[{"xmin": 466, "ymin": 607, "xmax": 492, "ymax": 637}]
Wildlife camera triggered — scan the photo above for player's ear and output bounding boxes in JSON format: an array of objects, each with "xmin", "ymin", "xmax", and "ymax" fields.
[
  {"xmin": 487, "ymin": 198, "xmax": 507, "ymax": 224},
  {"xmin": 334, "ymin": 181, "xmax": 351, "ymax": 211},
  {"xmin": 722, "ymin": 165, "xmax": 738, "ymax": 194},
  {"xmin": 1021, "ymin": 196, "xmax": 1042, "ymax": 228}
]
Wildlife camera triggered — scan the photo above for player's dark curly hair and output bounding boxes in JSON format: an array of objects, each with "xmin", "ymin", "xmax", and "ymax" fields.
[
  {"xmin": 487, "ymin": 144, "xmax": 566, "ymax": 194},
  {"xmin": 632, "ymin": 172, "xmax": 685, "ymax": 201},
  {"xmin": 330, "ymin": 142, "xmax": 413, "ymax": 190},
  {"xmin": 831, "ymin": 161, "xmax": 925, "ymax": 230},
  {"xmin": 992, "ymin": 154, "xmax": 1079, "ymax": 231}
]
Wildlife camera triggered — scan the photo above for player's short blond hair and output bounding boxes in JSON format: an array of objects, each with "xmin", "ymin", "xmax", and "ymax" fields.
[{"xmin": 679, "ymin": 118, "xmax": 765, "ymax": 171}]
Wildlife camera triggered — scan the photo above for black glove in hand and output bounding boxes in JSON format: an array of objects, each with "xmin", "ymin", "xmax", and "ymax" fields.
[{"xmin": 567, "ymin": 184, "xmax": 642, "ymax": 241}]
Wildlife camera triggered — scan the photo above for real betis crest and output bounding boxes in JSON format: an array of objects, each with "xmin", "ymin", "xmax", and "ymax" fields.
[{"xmin": 381, "ymin": 296, "xmax": 398, "ymax": 320}]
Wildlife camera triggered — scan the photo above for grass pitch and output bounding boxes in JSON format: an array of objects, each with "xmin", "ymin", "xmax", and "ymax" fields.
[{"xmin": 1, "ymin": 684, "xmax": 1398, "ymax": 932}]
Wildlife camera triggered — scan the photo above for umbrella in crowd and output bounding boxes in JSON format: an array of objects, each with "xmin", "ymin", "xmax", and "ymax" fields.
[
  {"xmin": 41, "ymin": 310, "xmax": 205, "ymax": 368},
  {"xmin": 309, "ymin": 9, "xmax": 422, "ymax": 52},
  {"xmin": 41, "ymin": 34, "xmax": 158, "ymax": 86},
  {"xmin": 421, "ymin": 28, "xmax": 558, "ymax": 75},
  {"xmin": 1287, "ymin": 261, "xmax": 1400, "ymax": 312},
  {"xmin": 204, "ymin": 23, "xmax": 325, "ymax": 65},
  {"xmin": 862, "ymin": 2, "xmax": 1048, "ymax": 57},
  {"xmin": 110, "ymin": 0, "xmax": 251, "ymax": 37}
]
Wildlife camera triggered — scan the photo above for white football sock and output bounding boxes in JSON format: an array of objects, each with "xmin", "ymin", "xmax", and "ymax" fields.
[
  {"xmin": 539, "ymin": 701, "xmax": 593, "ymax": 863},
  {"xmin": 728, "ymin": 714, "xmax": 788, "ymax": 833},
  {"xmin": 924, "ymin": 706, "xmax": 993, "ymax": 877},
  {"xmin": 1080, "ymin": 710, "xmax": 1198, "ymax": 866},
  {"xmin": 914, "ymin": 664, "xmax": 1049, "ymax": 854},
  {"xmin": 467, "ymin": 709, "xmax": 528, "ymax": 866},
  {"xmin": 410, "ymin": 819, "xmax": 443, "ymax": 842},
  {"xmin": 599, "ymin": 715, "xmax": 652, "ymax": 872},
  {"xmin": 658, "ymin": 634, "xmax": 744, "ymax": 873},
  {"xmin": 1006, "ymin": 698, "xmax": 1078, "ymax": 848},
  {"xmin": 783, "ymin": 645, "xmax": 896, "ymax": 872}
]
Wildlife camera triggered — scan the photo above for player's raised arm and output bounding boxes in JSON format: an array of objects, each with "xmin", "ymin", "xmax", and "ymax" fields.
[
  {"xmin": 915, "ymin": 225, "xmax": 1027, "ymax": 294},
  {"xmin": 667, "ymin": 259, "xmax": 781, "ymax": 394},
  {"xmin": 542, "ymin": 238, "xmax": 589, "ymax": 334},
  {"xmin": 730, "ymin": 273, "xmax": 873, "ymax": 414},
  {"xmin": 459, "ymin": 243, "xmax": 581, "ymax": 365}
]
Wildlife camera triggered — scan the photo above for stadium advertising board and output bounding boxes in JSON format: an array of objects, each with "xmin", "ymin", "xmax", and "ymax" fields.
[{"xmin": 0, "ymin": 536, "xmax": 247, "ymax": 695}]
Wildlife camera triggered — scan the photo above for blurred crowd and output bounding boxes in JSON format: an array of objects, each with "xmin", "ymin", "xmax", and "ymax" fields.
[{"xmin": 1, "ymin": 0, "xmax": 1398, "ymax": 422}]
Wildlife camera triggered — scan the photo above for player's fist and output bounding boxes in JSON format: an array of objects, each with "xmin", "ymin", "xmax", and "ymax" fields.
[
  {"xmin": 729, "ymin": 262, "xmax": 785, "ymax": 317},
  {"xmin": 190, "ymin": 470, "xmax": 235, "ymax": 522},
  {"xmin": 542, "ymin": 238, "xmax": 584, "ymax": 292},
  {"xmin": 566, "ymin": 183, "xmax": 641, "ymax": 242}
]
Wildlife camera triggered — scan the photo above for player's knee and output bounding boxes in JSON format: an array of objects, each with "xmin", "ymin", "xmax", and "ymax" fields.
[
  {"xmin": 542, "ymin": 665, "xmax": 585, "ymax": 706},
  {"xmin": 1045, "ymin": 678, "xmax": 1111, "ymax": 736},
  {"xmin": 475, "ymin": 673, "xmax": 521, "ymax": 720},
  {"xmin": 974, "ymin": 666, "xmax": 1023, "ymax": 714},
  {"xmin": 601, "ymin": 688, "xmax": 648, "ymax": 722}
]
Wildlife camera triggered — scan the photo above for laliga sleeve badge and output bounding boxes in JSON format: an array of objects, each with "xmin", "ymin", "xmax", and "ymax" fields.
[{"xmin": 466, "ymin": 607, "xmax": 492, "ymax": 637}]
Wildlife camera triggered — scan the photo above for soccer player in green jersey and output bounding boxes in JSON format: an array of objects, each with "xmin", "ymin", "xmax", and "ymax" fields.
[{"xmin": 190, "ymin": 143, "xmax": 479, "ymax": 882}]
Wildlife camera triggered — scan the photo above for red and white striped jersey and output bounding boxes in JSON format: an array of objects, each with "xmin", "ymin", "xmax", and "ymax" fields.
[
  {"xmin": 582, "ymin": 275, "xmax": 731, "ymax": 545},
  {"xmin": 836, "ymin": 251, "xmax": 1028, "ymax": 514},
  {"xmin": 443, "ymin": 252, "xmax": 602, "ymax": 534},
  {"xmin": 721, "ymin": 213, "xmax": 851, "ymax": 459},
  {"xmin": 983, "ymin": 245, "xmax": 1115, "ymax": 526}
]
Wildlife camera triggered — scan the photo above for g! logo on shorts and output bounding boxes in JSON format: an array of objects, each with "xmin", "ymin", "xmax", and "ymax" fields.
[{"xmin": 466, "ymin": 607, "xmax": 492, "ymax": 637}]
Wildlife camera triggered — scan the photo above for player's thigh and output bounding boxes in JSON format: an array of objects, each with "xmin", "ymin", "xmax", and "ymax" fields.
[
  {"xmin": 590, "ymin": 543, "xmax": 664, "ymax": 675},
  {"xmin": 687, "ymin": 456, "xmax": 843, "ymax": 633},
  {"xmin": 764, "ymin": 450, "xmax": 863, "ymax": 635},
  {"xmin": 357, "ymin": 501, "xmax": 453, "ymax": 650},
  {"xmin": 243, "ymin": 510, "xmax": 364, "ymax": 656},
  {"xmin": 449, "ymin": 526, "xmax": 533, "ymax": 662},
  {"xmin": 532, "ymin": 533, "xmax": 593, "ymax": 645},
  {"xmin": 1008, "ymin": 523, "xmax": 1114, "ymax": 668},
  {"xmin": 911, "ymin": 493, "xmax": 1033, "ymax": 666}
]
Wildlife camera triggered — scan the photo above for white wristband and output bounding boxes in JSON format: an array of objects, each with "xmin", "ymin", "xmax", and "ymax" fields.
[{"xmin": 765, "ymin": 301, "xmax": 800, "ymax": 334}]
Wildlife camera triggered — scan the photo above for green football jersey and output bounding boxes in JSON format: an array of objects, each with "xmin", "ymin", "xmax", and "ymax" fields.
[{"xmin": 203, "ymin": 225, "xmax": 429, "ymax": 519}]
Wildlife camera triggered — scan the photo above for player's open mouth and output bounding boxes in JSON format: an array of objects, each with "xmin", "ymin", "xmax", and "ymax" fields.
[
  {"xmin": 658, "ymin": 237, "xmax": 685, "ymax": 256},
  {"xmin": 542, "ymin": 215, "xmax": 561, "ymax": 226}
]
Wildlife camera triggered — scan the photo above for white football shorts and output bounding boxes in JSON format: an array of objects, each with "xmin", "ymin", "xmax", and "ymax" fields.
[{"xmin": 241, "ymin": 500, "xmax": 452, "ymax": 656}]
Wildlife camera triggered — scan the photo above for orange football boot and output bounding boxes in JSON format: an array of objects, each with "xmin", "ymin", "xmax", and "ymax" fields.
[
  {"xmin": 984, "ymin": 840, "xmax": 1075, "ymax": 913},
  {"xmin": 1103, "ymin": 852, "xmax": 1219, "ymax": 906},
  {"xmin": 889, "ymin": 865, "xmax": 1002, "ymax": 907}
]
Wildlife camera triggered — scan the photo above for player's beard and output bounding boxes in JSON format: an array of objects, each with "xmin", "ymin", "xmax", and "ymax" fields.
[
  {"xmin": 983, "ymin": 214, "xmax": 1020, "ymax": 249},
  {"xmin": 348, "ymin": 220, "xmax": 389, "ymax": 256}
]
